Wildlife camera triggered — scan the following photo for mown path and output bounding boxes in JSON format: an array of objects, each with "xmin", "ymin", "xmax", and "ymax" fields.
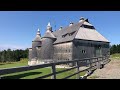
[{"xmin": 88, "ymin": 59, "xmax": 120, "ymax": 79}]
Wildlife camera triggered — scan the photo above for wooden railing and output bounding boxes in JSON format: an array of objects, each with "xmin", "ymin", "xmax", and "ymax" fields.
[{"xmin": 0, "ymin": 55, "xmax": 110, "ymax": 79}]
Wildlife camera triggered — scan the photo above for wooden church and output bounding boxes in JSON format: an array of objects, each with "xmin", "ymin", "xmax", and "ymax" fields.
[{"xmin": 28, "ymin": 17, "xmax": 110, "ymax": 65}]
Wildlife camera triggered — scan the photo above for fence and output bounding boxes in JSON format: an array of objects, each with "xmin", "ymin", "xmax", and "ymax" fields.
[{"xmin": 0, "ymin": 55, "xmax": 110, "ymax": 79}]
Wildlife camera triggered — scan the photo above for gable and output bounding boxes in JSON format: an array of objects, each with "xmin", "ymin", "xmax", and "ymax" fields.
[{"xmin": 75, "ymin": 27, "xmax": 109, "ymax": 42}]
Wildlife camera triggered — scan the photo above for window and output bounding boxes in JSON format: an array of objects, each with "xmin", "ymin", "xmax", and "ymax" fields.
[
  {"xmin": 69, "ymin": 31, "xmax": 76, "ymax": 36},
  {"xmin": 91, "ymin": 43, "xmax": 93, "ymax": 47},
  {"xmin": 62, "ymin": 31, "xmax": 76, "ymax": 37},
  {"xmin": 82, "ymin": 50, "xmax": 86, "ymax": 54},
  {"xmin": 62, "ymin": 35, "xmax": 65, "ymax": 38},
  {"xmin": 81, "ymin": 24, "xmax": 95, "ymax": 29},
  {"xmin": 62, "ymin": 34, "xmax": 67, "ymax": 38},
  {"xmin": 103, "ymin": 44, "xmax": 109, "ymax": 48}
]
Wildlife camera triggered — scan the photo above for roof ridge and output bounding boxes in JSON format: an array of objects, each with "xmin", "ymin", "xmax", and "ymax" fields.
[{"xmin": 53, "ymin": 19, "xmax": 86, "ymax": 33}]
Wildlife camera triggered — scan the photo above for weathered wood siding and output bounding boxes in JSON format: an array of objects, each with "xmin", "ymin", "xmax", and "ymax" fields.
[
  {"xmin": 36, "ymin": 47, "xmax": 41, "ymax": 60},
  {"xmin": 40, "ymin": 38, "xmax": 54, "ymax": 60},
  {"xmin": 101, "ymin": 43, "xmax": 110, "ymax": 56},
  {"xmin": 28, "ymin": 48, "xmax": 32, "ymax": 61},
  {"xmin": 33, "ymin": 38, "xmax": 109, "ymax": 66},
  {"xmin": 32, "ymin": 41, "xmax": 41, "ymax": 59},
  {"xmin": 73, "ymin": 39, "xmax": 110, "ymax": 60},
  {"xmin": 53, "ymin": 42, "xmax": 73, "ymax": 61}
]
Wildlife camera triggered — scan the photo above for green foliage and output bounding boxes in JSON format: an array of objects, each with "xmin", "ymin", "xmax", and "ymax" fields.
[
  {"xmin": 0, "ymin": 48, "xmax": 28, "ymax": 62},
  {"xmin": 88, "ymin": 75, "xmax": 99, "ymax": 79},
  {"xmin": 110, "ymin": 44, "xmax": 120, "ymax": 55}
]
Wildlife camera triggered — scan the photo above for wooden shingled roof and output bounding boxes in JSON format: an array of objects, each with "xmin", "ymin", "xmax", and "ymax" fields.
[
  {"xmin": 33, "ymin": 28, "xmax": 42, "ymax": 42},
  {"xmin": 52, "ymin": 18, "xmax": 109, "ymax": 44}
]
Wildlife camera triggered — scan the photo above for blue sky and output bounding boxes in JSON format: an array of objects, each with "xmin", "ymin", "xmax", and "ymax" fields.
[{"xmin": 0, "ymin": 11, "xmax": 119, "ymax": 50}]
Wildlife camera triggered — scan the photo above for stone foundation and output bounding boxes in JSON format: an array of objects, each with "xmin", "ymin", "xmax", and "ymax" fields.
[
  {"xmin": 28, "ymin": 59, "xmax": 73, "ymax": 68},
  {"xmin": 28, "ymin": 58, "xmax": 45, "ymax": 66},
  {"xmin": 56, "ymin": 65, "xmax": 72, "ymax": 68},
  {"xmin": 28, "ymin": 61, "xmax": 46, "ymax": 66}
]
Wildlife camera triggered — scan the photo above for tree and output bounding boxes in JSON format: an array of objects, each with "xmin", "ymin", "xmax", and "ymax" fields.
[
  {"xmin": 118, "ymin": 44, "xmax": 120, "ymax": 53},
  {"xmin": 110, "ymin": 44, "xmax": 120, "ymax": 55},
  {"xmin": 0, "ymin": 48, "xmax": 28, "ymax": 62}
]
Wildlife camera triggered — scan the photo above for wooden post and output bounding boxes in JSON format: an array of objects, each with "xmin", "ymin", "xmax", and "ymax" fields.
[
  {"xmin": 95, "ymin": 58, "xmax": 99, "ymax": 68},
  {"xmin": 89, "ymin": 58, "xmax": 92, "ymax": 72},
  {"xmin": 103, "ymin": 56, "xmax": 105, "ymax": 64},
  {"xmin": 76, "ymin": 61, "xmax": 80, "ymax": 79},
  {"xmin": 51, "ymin": 63, "xmax": 56, "ymax": 79},
  {"xmin": 97, "ymin": 58, "xmax": 100, "ymax": 69},
  {"xmin": 89, "ymin": 59, "xmax": 92, "ymax": 68}
]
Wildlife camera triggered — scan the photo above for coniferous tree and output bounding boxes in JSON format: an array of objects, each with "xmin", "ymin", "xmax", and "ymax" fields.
[
  {"xmin": 110, "ymin": 44, "xmax": 120, "ymax": 54},
  {"xmin": 118, "ymin": 44, "xmax": 120, "ymax": 53},
  {"xmin": 0, "ymin": 48, "xmax": 28, "ymax": 62}
]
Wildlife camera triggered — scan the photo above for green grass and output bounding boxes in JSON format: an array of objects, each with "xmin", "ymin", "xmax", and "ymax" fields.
[
  {"xmin": 0, "ymin": 59, "xmax": 86, "ymax": 79},
  {"xmin": 56, "ymin": 68, "xmax": 86, "ymax": 79},
  {"xmin": 0, "ymin": 59, "xmax": 28, "ymax": 69},
  {"xmin": 88, "ymin": 75, "xmax": 99, "ymax": 79},
  {"xmin": 110, "ymin": 53, "xmax": 120, "ymax": 59}
]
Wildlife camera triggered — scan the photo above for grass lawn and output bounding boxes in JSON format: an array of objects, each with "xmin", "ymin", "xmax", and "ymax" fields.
[
  {"xmin": 110, "ymin": 53, "xmax": 120, "ymax": 60},
  {"xmin": 0, "ymin": 59, "xmax": 86, "ymax": 79}
]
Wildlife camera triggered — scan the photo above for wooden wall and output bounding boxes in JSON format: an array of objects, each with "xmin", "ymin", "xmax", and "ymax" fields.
[
  {"xmin": 34, "ymin": 39, "xmax": 109, "ymax": 66},
  {"xmin": 53, "ymin": 42, "xmax": 73, "ymax": 61},
  {"xmin": 28, "ymin": 48, "xmax": 32, "ymax": 61},
  {"xmin": 73, "ymin": 39, "xmax": 110, "ymax": 60},
  {"xmin": 32, "ymin": 41, "xmax": 41, "ymax": 59}
]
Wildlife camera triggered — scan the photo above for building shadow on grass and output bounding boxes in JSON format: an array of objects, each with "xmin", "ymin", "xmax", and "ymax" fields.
[{"xmin": 2, "ymin": 72, "xmax": 42, "ymax": 79}]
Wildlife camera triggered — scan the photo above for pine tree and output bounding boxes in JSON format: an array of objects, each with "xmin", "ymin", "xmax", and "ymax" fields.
[{"xmin": 0, "ymin": 48, "xmax": 28, "ymax": 62}]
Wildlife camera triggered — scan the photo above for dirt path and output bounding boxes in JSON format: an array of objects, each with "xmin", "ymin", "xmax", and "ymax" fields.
[{"xmin": 88, "ymin": 59, "xmax": 120, "ymax": 79}]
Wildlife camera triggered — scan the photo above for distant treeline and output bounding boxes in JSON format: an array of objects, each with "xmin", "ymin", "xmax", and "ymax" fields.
[
  {"xmin": 110, "ymin": 44, "xmax": 120, "ymax": 55},
  {"xmin": 0, "ymin": 49, "xmax": 28, "ymax": 62}
]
